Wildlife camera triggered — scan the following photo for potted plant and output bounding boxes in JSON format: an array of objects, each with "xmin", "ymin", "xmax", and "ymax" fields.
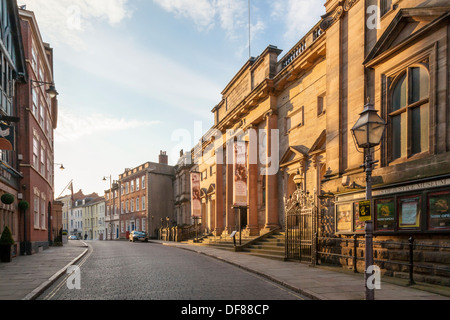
[
  {"xmin": 18, "ymin": 200, "xmax": 29, "ymax": 210},
  {"xmin": 1, "ymin": 193, "xmax": 14, "ymax": 205},
  {"xmin": 0, "ymin": 226, "xmax": 15, "ymax": 263}
]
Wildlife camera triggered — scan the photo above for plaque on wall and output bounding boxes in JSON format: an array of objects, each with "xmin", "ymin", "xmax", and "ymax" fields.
[
  {"xmin": 399, "ymin": 196, "xmax": 421, "ymax": 229},
  {"xmin": 354, "ymin": 202, "xmax": 366, "ymax": 233},
  {"xmin": 376, "ymin": 198, "xmax": 396, "ymax": 231},
  {"xmin": 336, "ymin": 203, "xmax": 353, "ymax": 233},
  {"xmin": 428, "ymin": 191, "xmax": 450, "ymax": 230}
]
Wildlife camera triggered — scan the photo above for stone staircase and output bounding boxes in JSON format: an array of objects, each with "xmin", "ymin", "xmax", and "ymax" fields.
[
  {"xmin": 241, "ymin": 231, "xmax": 286, "ymax": 261},
  {"xmin": 200, "ymin": 233, "xmax": 258, "ymax": 251},
  {"xmin": 183, "ymin": 230, "xmax": 287, "ymax": 261}
]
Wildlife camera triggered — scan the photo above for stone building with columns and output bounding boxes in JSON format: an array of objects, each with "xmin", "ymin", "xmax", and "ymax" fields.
[{"xmin": 184, "ymin": 0, "xmax": 450, "ymax": 284}]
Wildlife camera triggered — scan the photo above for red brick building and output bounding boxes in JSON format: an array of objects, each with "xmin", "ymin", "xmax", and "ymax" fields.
[
  {"xmin": 16, "ymin": 8, "xmax": 59, "ymax": 254},
  {"xmin": 0, "ymin": 0, "xmax": 27, "ymax": 257}
]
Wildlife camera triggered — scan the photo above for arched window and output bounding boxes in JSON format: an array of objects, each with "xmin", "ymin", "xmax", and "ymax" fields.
[{"xmin": 389, "ymin": 65, "xmax": 430, "ymax": 162}]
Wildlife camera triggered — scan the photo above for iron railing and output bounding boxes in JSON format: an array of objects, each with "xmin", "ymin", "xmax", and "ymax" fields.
[{"xmin": 315, "ymin": 235, "xmax": 450, "ymax": 285}]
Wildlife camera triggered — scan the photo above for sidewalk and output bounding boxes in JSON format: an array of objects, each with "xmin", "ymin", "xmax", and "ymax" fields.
[
  {"xmin": 0, "ymin": 240, "xmax": 88, "ymax": 300},
  {"xmin": 152, "ymin": 240, "xmax": 450, "ymax": 301}
]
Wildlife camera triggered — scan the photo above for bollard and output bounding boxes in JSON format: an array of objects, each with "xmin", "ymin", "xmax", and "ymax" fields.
[{"xmin": 408, "ymin": 236, "xmax": 415, "ymax": 286}]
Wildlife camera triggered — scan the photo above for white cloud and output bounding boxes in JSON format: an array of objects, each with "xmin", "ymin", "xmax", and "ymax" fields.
[
  {"xmin": 270, "ymin": 0, "xmax": 325, "ymax": 46},
  {"xmin": 55, "ymin": 108, "xmax": 160, "ymax": 142},
  {"xmin": 152, "ymin": 0, "xmax": 264, "ymax": 41},
  {"xmin": 18, "ymin": 0, "xmax": 132, "ymax": 49}
]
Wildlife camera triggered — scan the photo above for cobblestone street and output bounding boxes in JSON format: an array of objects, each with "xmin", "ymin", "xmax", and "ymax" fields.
[{"xmin": 38, "ymin": 241, "xmax": 307, "ymax": 301}]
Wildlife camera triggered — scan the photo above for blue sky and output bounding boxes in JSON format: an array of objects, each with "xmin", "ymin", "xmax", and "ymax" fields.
[{"xmin": 18, "ymin": 0, "xmax": 325, "ymax": 197}]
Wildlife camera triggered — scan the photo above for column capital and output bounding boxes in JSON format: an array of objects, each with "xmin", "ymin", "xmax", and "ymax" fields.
[{"xmin": 264, "ymin": 109, "xmax": 277, "ymax": 120}]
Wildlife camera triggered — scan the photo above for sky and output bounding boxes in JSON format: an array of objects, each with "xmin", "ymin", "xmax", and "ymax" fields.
[{"xmin": 18, "ymin": 0, "xmax": 326, "ymax": 198}]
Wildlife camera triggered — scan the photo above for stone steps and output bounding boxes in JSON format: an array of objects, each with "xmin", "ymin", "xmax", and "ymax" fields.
[{"xmin": 242, "ymin": 232, "xmax": 286, "ymax": 261}]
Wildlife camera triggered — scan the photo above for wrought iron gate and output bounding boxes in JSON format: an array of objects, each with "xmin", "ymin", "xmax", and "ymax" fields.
[{"xmin": 285, "ymin": 188, "xmax": 316, "ymax": 263}]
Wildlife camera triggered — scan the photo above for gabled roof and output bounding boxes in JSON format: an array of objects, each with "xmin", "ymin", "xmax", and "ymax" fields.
[{"xmin": 364, "ymin": 6, "xmax": 450, "ymax": 67}]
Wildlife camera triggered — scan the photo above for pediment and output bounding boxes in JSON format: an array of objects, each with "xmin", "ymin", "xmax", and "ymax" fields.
[
  {"xmin": 364, "ymin": 7, "xmax": 450, "ymax": 67},
  {"xmin": 280, "ymin": 145, "xmax": 309, "ymax": 168},
  {"xmin": 309, "ymin": 130, "xmax": 326, "ymax": 156}
]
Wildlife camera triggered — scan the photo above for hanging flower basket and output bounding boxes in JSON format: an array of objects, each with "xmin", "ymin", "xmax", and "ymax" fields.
[
  {"xmin": 18, "ymin": 200, "xmax": 29, "ymax": 210},
  {"xmin": 1, "ymin": 194, "xmax": 14, "ymax": 205}
]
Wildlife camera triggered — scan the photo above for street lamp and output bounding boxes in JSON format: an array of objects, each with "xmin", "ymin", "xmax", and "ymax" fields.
[
  {"xmin": 293, "ymin": 170, "xmax": 303, "ymax": 189},
  {"xmin": 350, "ymin": 99, "xmax": 386, "ymax": 301},
  {"xmin": 55, "ymin": 163, "xmax": 65, "ymax": 170},
  {"xmin": 31, "ymin": 79, "xmax": 59, "ymax": 98}
]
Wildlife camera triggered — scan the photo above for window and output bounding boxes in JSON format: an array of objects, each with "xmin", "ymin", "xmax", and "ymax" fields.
[
  {"xmin": 41, "ymin": 198, "xmax": 47, "ymax": 229},
  {"xmin": 34, "ymin": 196, "xmax": 39, "ymax": 228},
  {"xmin": 126, "ymin": 200, "xmax": 129, "ymax": 213},
  {"xmin": 32, "ymin": 88, "xmax": 38, "ymax": 118},
  {"xmin": 131, "ymin": 180, "xmax": 134, "ymax": 193},
  {"xmin": 136, "ymin": 219, "xmax": 140, "ymax": 232},
  {"xmin": 286, "ymin": 107, "xmax": 304, "ymax": 133},
  {"xmin": 389, "ymin": 65, "xmax": 429, "ymax": 162},
  {"xmin": 142, "ymin": 218, "xmax": 146, "ymax": 233},
  {"xmin": 131, "ymin": 199, "xmax": 134, "ymax": 212},
  {"xmin": 380, "ymin": 0, "xmax": 392, "ymax": 17},
  {"xmin": 33, "ymin": 137, "xmax": 39, "ymax": 168},
  {"xmin": 40, "ymin": 148, "xmax": 45, "ymax": 175},
  {"xmin": 136, "ymin": 178, "xmax": 139, "ymax": 191},
  {"xmin": 317, "ymin": 94, "xmax": 326, "ymax": 116},
  {"xmin": 142, "ymin": 196, "xmax": 145, "ymax": 211},
  {"xmin": 126, "ymin": 182, "xmax": 129, "ymax": 194},
  {"xmin": 31, "ymin": 45, "xmax": 37, "ymax": 72},
  {"xmin": 136, "ymin": 198, "xmax": 139, "ymax": 212},
  {"xmin": 142, "ymin": 176, "xmax": 146, "ymax": 189}
]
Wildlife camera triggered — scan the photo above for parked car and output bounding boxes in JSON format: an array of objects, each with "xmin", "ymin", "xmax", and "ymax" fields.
[
  {"xmin": 129, "ymin": 231, "xmax": 148, "ymax": 242},
  {"xmin": 68, "ymin": 235, "xmax": 78, "ymax": 240}
]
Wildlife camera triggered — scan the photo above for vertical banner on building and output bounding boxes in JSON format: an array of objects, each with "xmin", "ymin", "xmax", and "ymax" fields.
[
  {"xmin": 0, "ymin": 123, "xmax": 14, "ymax": 151},
  {"xmin": 233, "ymin": 140, "xmax": 248, "ymax": 207},
  {"xmin": 191, "ymin": 172, "xmax": 201, "ymax": 217}
]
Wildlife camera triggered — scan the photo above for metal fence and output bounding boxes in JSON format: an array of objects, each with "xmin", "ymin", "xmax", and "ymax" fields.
[{"xmin": 315, "ymin": 235, "xmax": 450, "ymax": 285}]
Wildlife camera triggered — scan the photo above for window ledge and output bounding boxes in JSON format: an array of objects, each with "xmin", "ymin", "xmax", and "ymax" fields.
[{"xmin": 389, "ymin": 151, "xmax": 431, "ymax": 166}]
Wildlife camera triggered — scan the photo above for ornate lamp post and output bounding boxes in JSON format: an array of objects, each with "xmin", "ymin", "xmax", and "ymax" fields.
[{"xmin": 350, "ymin": 100, "xmax": 386, "ymax": 301}]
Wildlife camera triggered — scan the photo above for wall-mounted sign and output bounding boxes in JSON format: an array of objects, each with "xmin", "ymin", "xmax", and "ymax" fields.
[
  {"xmin": 399, "ymin": 196, "xmax": 421, "ymax": 229},
  {"xmin": 428, "ymin": 191, "xmax": 450, "ymax": 230},
  {"xmin": 358, "ymin": 200, "xmax": 371, "ymax": 222},
  {"xmin": 375, "ymin": 198, "xmax": 396, "ymax": 231},
  {"xmin": 336, "ymin": 203, "xmax": 353, "ymax": 233},
  {"xmin": 354, "ymin": 202, "xmax": 366, "ymax": 232}
]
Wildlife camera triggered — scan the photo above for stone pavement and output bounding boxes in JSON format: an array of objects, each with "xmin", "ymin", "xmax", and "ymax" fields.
[
  {"xmin": 0, "ymin": 240, "xmax": 88, "ymax": 300},
  {"xmin": 152, "ymin": 240, "xmax": 450, "ymax": 301},
  {"xmin": 0, "ymin": 238, "xmax": 449, "ymax": 301}
]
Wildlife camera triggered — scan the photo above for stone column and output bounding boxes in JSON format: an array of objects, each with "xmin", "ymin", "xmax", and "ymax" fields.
[
  {"xmin": 246, "ymin": 125, "xmax": 259, "ymax": 236},
  {"xmin": 225, "ymin": 161, "xmax": 235, "ymax": 235},
  {"xmin": 214, "ymin": 149, "xmax": 224, "ymax": 236},
  {"xmin": 262, "ymin": 110, "xmax": 280, "ymax": 233}
]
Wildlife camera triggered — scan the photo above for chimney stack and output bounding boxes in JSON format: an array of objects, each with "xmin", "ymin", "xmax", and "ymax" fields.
[{"xmin": 159, "ymin": 150, "xmax": 168, "ymax": 165}]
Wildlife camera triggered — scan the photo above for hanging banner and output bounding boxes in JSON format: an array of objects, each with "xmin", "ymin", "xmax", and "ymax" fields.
[
  {"xmin": 0, "ymin": 123, "xmax": 14, "ymax": 151},
  {"xmin": 233, "ymin": 140, "xmax": 248, "ymax": 207},
  {"xmin": 191, "ymin": 172, "xmax": 201, "ymax": 218}
]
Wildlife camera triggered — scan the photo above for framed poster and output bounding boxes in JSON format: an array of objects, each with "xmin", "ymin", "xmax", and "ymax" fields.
[
  {"xmin": 398, "ymin": 195, "xmax": 421, "ymax": 230},
  {"xmin": 353, "ymin": 202, "xmax": 366, "ymax": 233},
  {"xmin": 375, "ymin": 198, "xmax": 396, "ymax": 231},
  {"xmin": 428, "ymin": 191, "xmax": 450, "ymax": 230},
  {"xmin": 336, "ymin": 203, "xmax": 353, "ymax": 233}
]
